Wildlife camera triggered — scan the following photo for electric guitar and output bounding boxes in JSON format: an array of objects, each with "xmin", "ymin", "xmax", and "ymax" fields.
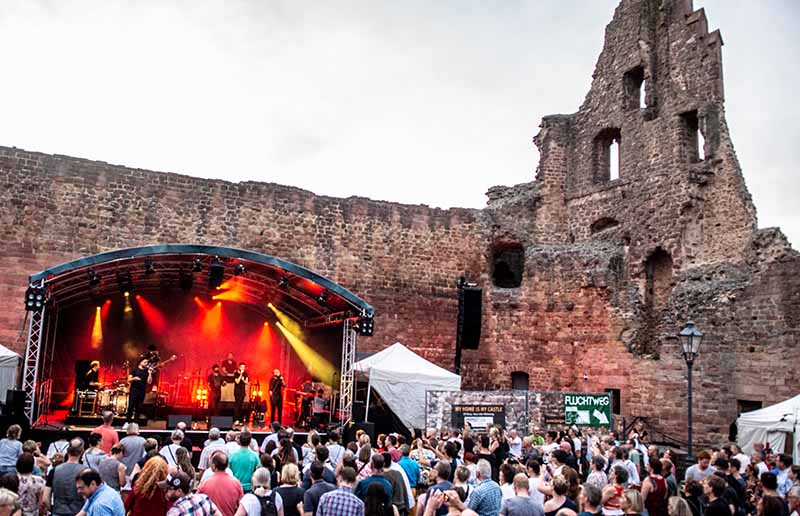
[{"xmin": 147, "ymin": 354, "xmax": 178, "ymax": 372}]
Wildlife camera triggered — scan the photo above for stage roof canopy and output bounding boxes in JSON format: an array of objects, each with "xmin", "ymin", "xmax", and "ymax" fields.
[{"xmin": 29, "ymin": 244, "xmax": 374, "ymax": 328}]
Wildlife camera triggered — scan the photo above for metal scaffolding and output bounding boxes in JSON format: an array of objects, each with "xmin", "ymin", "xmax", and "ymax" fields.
[
  {"xmin": 338, "ymin": 318, "xmax": 357, "ymax": 426},
  {"xmin": 22, "ymin": 280, "xmax": 46, "ymax": 423}
]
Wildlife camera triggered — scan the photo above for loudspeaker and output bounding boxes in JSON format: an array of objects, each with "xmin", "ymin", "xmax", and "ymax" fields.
[
  {"xmin": 461, "ymin": 287, "xmax": 482, "ymax": 349},
  {"xmin": 3, "ymin": 390, "xmax": 25, "ymax": 417},
  {"xmin": 168, "ymin": 414, "xmax": 192, "ymax": 429},
  {"xmin": 210, "ymin": 416, "xmax": 233, "ymax": 430},
  {"xmin": 351, "ymin": 401, "xmax": 366, "ymax": 423},
  {"xmin": 74, "ymin": 360, "xmax": 90, "ymax": 390},
  {"xmin": 344, "ymin": 421, "xmax": 375, "ymax": 444}
]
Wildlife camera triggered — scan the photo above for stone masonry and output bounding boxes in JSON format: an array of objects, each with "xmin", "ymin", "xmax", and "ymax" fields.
[{"xmin": 0, "ymin": 0, "xmax": 797, "ymax": 445}]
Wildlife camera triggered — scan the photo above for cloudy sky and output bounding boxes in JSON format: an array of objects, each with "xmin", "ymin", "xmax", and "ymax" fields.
[{"xmin": 1, "ymin": 1, "xmax": 797, "ymax": 246}]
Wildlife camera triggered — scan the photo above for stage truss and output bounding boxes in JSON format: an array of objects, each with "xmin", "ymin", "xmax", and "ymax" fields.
[{"xmin": 20, "ymin": 244, "xmax": 373, "ymax": 426}]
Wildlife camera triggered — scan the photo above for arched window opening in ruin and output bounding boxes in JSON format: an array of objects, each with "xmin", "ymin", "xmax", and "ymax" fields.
[
  {"xmin": 511, "ymin": 371, "xmax": 529, "ymax": 390},
  {"xmin": 680, "ymin": 110, "xmax": 705, "ymax": 163},
  {"xmin": 644, "ymin": 247, "xmax": 673, "ymax": 311},
  {"xmin": 491, "ymin": 242, "xmax": 524, "ymax": 288},
  {"xmin": 590, "ymin": 217, "xmax": 620, "ymax": 235},
  {"xmin": 593, "ymin": 128, "xmax": 622, "ymax": 184},
  {"xmin": 623, "ymin": 65, "xmax": 645, "ymax": 111}
]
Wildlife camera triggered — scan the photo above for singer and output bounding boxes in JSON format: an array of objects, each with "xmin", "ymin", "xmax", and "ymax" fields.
[{"xmin": 268, "ymin": 368, "xmax": 285, "ymax": 424}]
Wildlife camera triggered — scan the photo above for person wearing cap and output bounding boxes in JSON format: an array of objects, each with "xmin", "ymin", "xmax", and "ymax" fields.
[{"xmin": 162, "ymin": 471, "xmax": 220, "ymax": 516}]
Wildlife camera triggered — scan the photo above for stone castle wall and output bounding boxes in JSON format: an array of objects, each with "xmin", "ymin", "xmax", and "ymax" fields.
[{"xmin": 0, "ymin": 0, "xmax": 797, "ymax": 446}]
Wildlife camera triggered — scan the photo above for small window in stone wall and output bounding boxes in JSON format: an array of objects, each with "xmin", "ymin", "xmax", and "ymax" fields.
[
  {"xmin": 511, "ymin": 372, "xmax": 529, "ymax": 390},
  {"xmin": 680, "ymin": 110, "xmax": 705, "ymax": 163},
  {"xmin": 492, "ymin": 243, "xmax": 524, "ymax": 288},
  {"xmin": 644, "ymin": 247, "xmax": 673, "ymax": 311},
  {"xmin": 623, "ymin": 66, "xmax": 645, "ymax": 111},
  {"xmin": 593, "ymin": 128, "xmax": 622, "ymax": 183}
]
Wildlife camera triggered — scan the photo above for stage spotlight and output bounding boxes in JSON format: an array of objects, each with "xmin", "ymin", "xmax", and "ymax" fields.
[
  {"xmin": 117, "ymin": 271, "xmax": 133, "ymax": 294},
  {"xmin": 316, "ymin": 291, "xmax": 328, "ymax": 306},
  {"xmin": 88, "ymin": 269, "xmax": 101, "ymax": 288},
  {"xmin": 179, "ymin": 268, "xmax": 194, "ymax": 292},
  {"xmin": 24, "ymin": 286, "xmax": 46, "ymax": 312},
  {"xmin": 234, "ymin": 263, "xmax": 246, "ymax": 276},
  {"xmin": 356, "ymin": 316, "xmax": 374, "ymax": 337},
  {"xmin": 144, "ymin": 257, "xmax": 155, "ymax": 275},
  {"xmin": 209, "ymin": 257, "xmax": 225, "ymax": 288},
  {"xmin": 278, "ymin": 276, "xmax": 289, "ymax": 290},
  {"xmin": 192, "ymin": 258, "xmax": 203, "ymax": 272}
]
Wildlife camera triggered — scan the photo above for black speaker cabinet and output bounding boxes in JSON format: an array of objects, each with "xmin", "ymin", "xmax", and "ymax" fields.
[
  {"xmin": 168, "ymin": 414, "xmax": 192, "ymax": 429},
  {"xmin": 209, "ymin": 415, "xmax": 233, "ymax": 430},
  {"xmin": 461, "ymin": 287, "xmax": 482, "ymax": 349}
]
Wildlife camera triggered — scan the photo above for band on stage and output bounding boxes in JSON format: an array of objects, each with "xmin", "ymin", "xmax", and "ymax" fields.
[{"xmin": 73, "ymin": 345, "xmax": 333, "ymax": 429}]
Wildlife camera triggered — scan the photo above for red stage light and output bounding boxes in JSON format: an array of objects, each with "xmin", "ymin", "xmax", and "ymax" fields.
[{"xmin": 136, "ymin": 295, "xmax": 167, "ymax": 334}]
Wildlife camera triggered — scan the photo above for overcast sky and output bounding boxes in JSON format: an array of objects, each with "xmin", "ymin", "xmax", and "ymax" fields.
[{"xmin": 1, "ymin": 1, "xmax": 797, "ymax": 246}]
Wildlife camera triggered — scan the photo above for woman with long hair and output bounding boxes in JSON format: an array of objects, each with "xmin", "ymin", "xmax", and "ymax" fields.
[
  {"xmin": 0, "ymin": 487, "xmax": 21, "ymax": 516},
  {"xmin": 357, "ymin": 444, "xmax": 373, "ymax": 481},
  {"xmin": 302, "ymin": 431, "xmax": 319, "ymax": 469},
  {"xmin": 275, "ymin": 438, "xmax": 297, "ymax": 471},
  {"xmin": 175, "ymin": 447, "xmax": 195, "ymax": 484},
  {"xmin": 275, "ymin": 464, "xmax": 304, "ymax": 516},
  {"xmin": 124, "ymin": 455, "xmax": 171, "ymax": 516}
]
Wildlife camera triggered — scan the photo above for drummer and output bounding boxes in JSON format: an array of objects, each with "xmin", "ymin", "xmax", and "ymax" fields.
[{"xmin": 82, "ymin": 361, "xmax": 102, "ymax": 391}]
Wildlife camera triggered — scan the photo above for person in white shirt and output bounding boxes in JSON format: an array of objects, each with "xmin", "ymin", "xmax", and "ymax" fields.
[
  {"xmin": 508, "ymin": 430, "xmax": 523, "ymax": 458},
  {"xmin": 198, "ymin": 428, "xmax": 227, "ymax": 472},
  {"xmin": 326, "ymin": 431, "xmax": 345, "ymax": 466},
  {"xmin": 159, "ymin": 429, "xmax": 184, "ymax": 467},
  {"xmin": 46, "ymin": 428, "xmax": 70, "ymax": 459},
  {"xmin": 731, "ymin": 444, "xmax": 750, "ymax": 474},
  {"xmin": 526, "ymin": 459, "xmax": 545, "ymax": 508},
  {"xmin": 260, "ymin": 422, "xmax": 282, "ymax": 454}
]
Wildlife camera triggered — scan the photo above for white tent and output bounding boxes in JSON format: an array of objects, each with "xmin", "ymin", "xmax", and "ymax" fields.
[
  {"xmin": 0, "ymin": 344, "xmax": 20, "ymax": 403},
  {"xmin": 353, "ymin": 342, "xmax": 461, "ymax": 431},
  {"xmin": 737, "ymin": 394, "xmax": 800, "ymax": 465}
]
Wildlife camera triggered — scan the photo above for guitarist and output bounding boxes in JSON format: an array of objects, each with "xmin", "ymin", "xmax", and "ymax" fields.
[
  {"xmin": 233, "ymin": 362, "xmax": 249, "ymax": 423},
  {"xmin": 126, "ymin": 357, "xmax": 152, "ymax": 425}
]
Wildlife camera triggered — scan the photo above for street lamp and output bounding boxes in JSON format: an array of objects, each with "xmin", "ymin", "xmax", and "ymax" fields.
[{"xmin": 679, "ymin": 321, "xmax": 704, "ymax": 461}]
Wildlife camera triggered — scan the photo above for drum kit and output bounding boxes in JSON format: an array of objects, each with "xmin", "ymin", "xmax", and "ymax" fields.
[{"xmin": 75, "ymin": 378, "xmax": 130, "ymax": 417}]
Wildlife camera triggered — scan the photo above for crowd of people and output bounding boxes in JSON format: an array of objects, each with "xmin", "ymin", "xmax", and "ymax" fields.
[{"xmin": 0, "ymin": 416, "xmax": 796, "ymax": 516}]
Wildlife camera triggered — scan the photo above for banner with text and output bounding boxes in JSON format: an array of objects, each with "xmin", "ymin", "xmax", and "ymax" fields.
[
  {"xmin": 452, "ymin": 404, "xmax": 506, "ymax": 429},
  {"xmin": 564, "ymin": 393, "xmax": 612, "ymax": 427}
]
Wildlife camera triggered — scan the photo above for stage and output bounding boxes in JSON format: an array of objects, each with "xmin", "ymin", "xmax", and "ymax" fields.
[{"xmin": 20, "ymin": 244, "xmax": 374, "ymax": 434}]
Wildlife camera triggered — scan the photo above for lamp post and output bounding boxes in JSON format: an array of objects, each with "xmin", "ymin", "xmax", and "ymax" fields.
[{"xmin": 679, "ymin": 321, "xmax": 704, "ymax": 462}]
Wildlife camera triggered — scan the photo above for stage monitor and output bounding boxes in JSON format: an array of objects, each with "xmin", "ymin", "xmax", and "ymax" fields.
[{"xmin": 210, "ymin": 415, "xmax": 233, "ymax": 430}]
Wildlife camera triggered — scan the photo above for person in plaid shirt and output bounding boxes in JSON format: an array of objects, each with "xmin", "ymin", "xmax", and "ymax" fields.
[
  {"xmin": 160, "ymin": 471, "xmax": 220, "ymax": 516},
  {"xmin": 317, "ymin": 466, "xmax": 365, "ymax": 516}
]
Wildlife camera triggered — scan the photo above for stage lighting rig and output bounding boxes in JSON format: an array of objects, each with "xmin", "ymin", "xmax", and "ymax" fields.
[
  {"xmin": 192, "ymin": 258, "xmax": 203, "ymax": 272},
  {"xmin": 278, "ymin": 275, "xmax": 289, "ymax": 290},
  {"xmin": 316, "ymin": 291, "xmax": 328, "ymax": 306},
  {"xmin": 87, "ymin": 269, "xmax": 101, "ymax": 288},
  {"xmin": 24, "ymin": 286, "xmax": 46, "ymax": 312},
  {"xmin": 234, "ymin": 263, "xmax": 246, "ymax": 276},
  {"xmin": 117, "ymin": 271, "xmax": 133, "ymax": 294},
  {"xmin": 356, "ymin": 315, "xmax": 374, "ymax": 336},
  {"xmin": 208, "ymin": 257, "xmax": 225, "ymax": 288},
  {"xmin": 144, "ymin": 257, "xmax": 155, "ymax": 275}
]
